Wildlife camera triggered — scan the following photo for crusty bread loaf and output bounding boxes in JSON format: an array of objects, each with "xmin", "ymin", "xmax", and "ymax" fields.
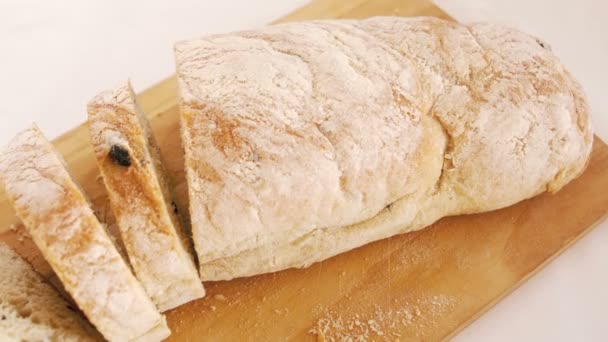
[
  {"xmin": 175, "ymin": 17, "xmax": 593, "ymax": 281},
  {"xmin": 0, "ymin": 243, "xmax": 100, "ymax": 341},
  {"xmin": 88, "ymin": 81, "xmax": 205, "ymax": 312},
  {"xmin": 0, "ymin": 126, "xmax": 170, "ymax": 341}
]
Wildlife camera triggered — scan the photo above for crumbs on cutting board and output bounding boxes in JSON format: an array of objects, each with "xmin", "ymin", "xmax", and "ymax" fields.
[
  {"xmin": 7, "ymin": 223, "xmax": 25, "ymax": 243},
  {"xmin": 274, "ymin": 308, "xmax": 290, "ymax": 316},
  {"xmin": 308, "ymin": 295, "xmax": 455, "ymax": 341},
  {"xmin": 213, "ymin": 294, "xmax": 227, "ymax": 301},
  {"xmin": 10, "ymin": 224, "xmax": 29, "ymax": 243}
]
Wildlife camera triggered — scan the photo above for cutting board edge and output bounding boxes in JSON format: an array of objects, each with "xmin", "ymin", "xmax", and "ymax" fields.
[
  {"xmin": 444, "ymin": 210, "xmax": 608, "ymax": 340},
  {"xmin": 0, "ymin": 1, "xmax": 607, "ymax": 339}
]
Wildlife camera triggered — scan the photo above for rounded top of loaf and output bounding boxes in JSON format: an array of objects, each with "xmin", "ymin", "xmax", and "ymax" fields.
[{"xmin": 175, "ymin": 17, "xmax": 592, "ymax": 275}]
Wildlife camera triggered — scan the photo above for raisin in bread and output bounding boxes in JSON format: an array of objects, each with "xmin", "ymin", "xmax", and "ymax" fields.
[
  {"xmin": 0, "ymin": 125, "xmax": 170, "ymax": 341},
  {"xmin": 88, "ymin": 81, "xmax": 205, "ymax": 311}
]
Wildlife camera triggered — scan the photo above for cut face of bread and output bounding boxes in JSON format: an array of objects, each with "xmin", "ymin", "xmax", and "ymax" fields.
[
  {"xmin": 175, "ymin": 17, "xmax": 593, "ymax": 281},
  {"xmin": 0, "ymin": 126, "xmax": 170, "ymax": 342},
  {"xmin": 88, "ymin": 81, "xmax": 205, "ymax": 311},
  {"xmin": 0, "ymin": 243, "xmax": 100, "ymax": 341}
]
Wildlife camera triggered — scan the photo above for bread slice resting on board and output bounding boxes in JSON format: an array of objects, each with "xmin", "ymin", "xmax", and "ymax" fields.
[
  {"xmin": 0, "ymin": 126, "xmax": 170, "ymax": 342},
  {"xmin": 88, "ymin": 81, "xmax": 205, "ymax": 312},
  {"xmin": 0, "ymin": 242, "xmax": 100, "ymax": 341}
]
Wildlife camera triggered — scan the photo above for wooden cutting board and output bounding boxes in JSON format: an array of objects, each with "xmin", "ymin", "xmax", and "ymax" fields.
[{"xmin": 1, "ymin": 0, "xmax": 607, "ymax": 340}]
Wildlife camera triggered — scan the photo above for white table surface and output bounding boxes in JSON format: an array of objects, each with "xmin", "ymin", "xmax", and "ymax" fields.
[{"xmin": 1, "ymin": 0, "xmax": 606, "ymax": 340}]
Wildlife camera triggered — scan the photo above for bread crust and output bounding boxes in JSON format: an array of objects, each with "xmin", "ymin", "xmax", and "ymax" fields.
[
  {"xmin": 88, "ymin": 82, "xmax": 205, "ymax": 312},
  {"xmin": 0, "ymin": 126, "xmax": 170, "ymax": 341},
  {"xmin": 175, "ymin": 17, "xmax": 593, "ymax": 281}
]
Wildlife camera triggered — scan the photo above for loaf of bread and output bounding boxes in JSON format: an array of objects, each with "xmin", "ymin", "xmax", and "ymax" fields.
[
  {"xmin": 88, "ymin": 81, "xmax": 205, "ymax": 312},
  {"xmin": 175, "ymin": 17, "xmax": 593, "ymax": 281},
  {"xmin": 0, "ymin": 242, "xmax": 100, "ymax": 341},
  {"xmin": 0, "ymin": 126, "xmax": 170, "ymax": 341}
]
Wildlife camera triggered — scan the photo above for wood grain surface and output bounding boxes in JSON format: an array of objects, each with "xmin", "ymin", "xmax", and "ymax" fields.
[{"xmin": 1, "ymin": 0, "xmax": 607, "ymax": 341}]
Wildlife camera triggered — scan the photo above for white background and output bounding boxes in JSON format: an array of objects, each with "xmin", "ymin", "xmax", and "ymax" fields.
[{"xmin": 0, "ymin": 0, "xmax": 606, "ymax": 340}]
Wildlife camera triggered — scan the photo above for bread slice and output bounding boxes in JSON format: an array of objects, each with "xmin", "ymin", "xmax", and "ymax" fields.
[
  {"xmin": 174, "ymin": 17, "xmax": 593, "ymax": 281},
  {"xmin": 0, "ymin": 125, "xmax": 170, "ymax": 341},
  {"xmin": 87, "ymin": 81, "xmax": 205, "ymax": 311},
  {"xmin": 0, "ymin": 242, "xmax": 99, "ymax": 341}
]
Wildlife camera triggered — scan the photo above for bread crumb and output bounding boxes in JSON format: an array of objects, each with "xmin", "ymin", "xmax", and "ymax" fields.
[
  {"xmin": 11, "ymin": 225, "xmax": 30, "ymax": 243},
  {"xmin": 214, "ymin": 294, "xmax": 226, "ymax": 301},
  {"xmin": 308, "ymin": 295, "xmax": 455, "ymax": 340},
  {"xmin": 309, "ymin": 325, "xmax": 327, "ymax": 342},
  {"xmin": 210, "ymin": 306, "xmax": 216, "ymax": 311},
  {"xmin": 273, "ymin": 308, "xmax": 290, "ymax": 316}
]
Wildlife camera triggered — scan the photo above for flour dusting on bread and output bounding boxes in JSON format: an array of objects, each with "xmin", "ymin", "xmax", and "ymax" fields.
[
  {"xmin": 175, "ymin": 17, "xmax": 592, "ymax": 281},
  {"xmin": 0, "ymin": 126, "xmax": 170, "ymax": 341},
  {"xmin": 88, "ymin": 82, "xmax": 205, "ymax": 312}
]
